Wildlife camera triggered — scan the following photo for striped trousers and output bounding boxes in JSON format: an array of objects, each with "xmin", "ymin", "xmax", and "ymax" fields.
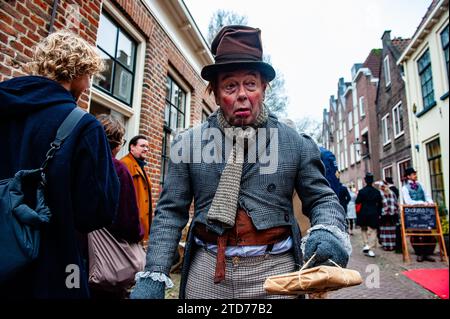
[{"xmin": 185, "ymin": 247, "xmax": 299, "ymax": 299}]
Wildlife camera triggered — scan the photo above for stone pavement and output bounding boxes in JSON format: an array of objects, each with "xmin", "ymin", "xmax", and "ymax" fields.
[
  {"xmin": 166, "ymin": 227, "xmax": 448, "ymax": 299},
  {"xmin": 327, "ymin": 227, "xmax": 448, "ymax": 299}
]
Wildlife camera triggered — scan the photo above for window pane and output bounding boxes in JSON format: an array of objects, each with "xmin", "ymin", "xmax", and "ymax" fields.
[
  {"xmin": 113, "ymin": 64, "xmax": 132, "ymax": 104},
  {"xmin": 178, "ymin": 89, "xmax": 186, "ymax": 112},
  {"xmin": 165, "ymin": 77, "xmax": 171, "ymax": 100},
  {"xmin": 441, "ymin": 25, "xmax": 449, "ymax": 48},
  {"xmin": 164, "ymin": 102, "xmax": 171, "ymax": 126},
  {"xmin": 97, "ymin": 14, "xmax": 117, "ymax": 57},
  {"xmin": 93, "ymin": 49, "xmax": 113, "ymax": 92},
  {"xmin": 117, "ymin": 30, "xmax": 135, "ymax": 70},
  {"xmin": 171, "ymin": 84, "xmax": 179, "ymax": 106},
  {"xmin": 170, "ymin": 106, "xmax": 178, "ymax": 131},
  {"xmin": 178, "ymin": 112, "xmax": 185, "ymax": 128}
]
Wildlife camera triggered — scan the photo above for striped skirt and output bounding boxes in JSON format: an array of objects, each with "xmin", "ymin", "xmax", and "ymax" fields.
[{"xmin": 185, "ymin": 247, "xmax": 299, "ymax": 299}]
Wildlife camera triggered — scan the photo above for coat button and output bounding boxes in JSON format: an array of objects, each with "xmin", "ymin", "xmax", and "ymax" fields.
[
  {"xmin": 284, "ymin": 213, "xmax": 289, "ymax": 222},
  {"xmin": 267, "ymin": 183, "xmax": 276, "ymax": 192}
]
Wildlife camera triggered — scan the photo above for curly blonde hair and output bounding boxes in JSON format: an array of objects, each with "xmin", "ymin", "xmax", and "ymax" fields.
[{"xmin": 25, "ymin": 31, "xmax": 103, "ymax": 82}]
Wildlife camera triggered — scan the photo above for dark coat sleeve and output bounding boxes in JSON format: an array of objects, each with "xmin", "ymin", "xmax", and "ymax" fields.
[
  {"xmin": 338, "ymin": 186, "xmax": 351, "ymax": 212},
  {"xmin": 71, "ymin": 124, "xmax": 120, "ymax": 233},
  {"xmin": 107, "ymin": 160, "xmax": 143, "ymax": 243},
  {"xmin": 295, "ymin": 134, "xmax": 347, "ymax": 231}
]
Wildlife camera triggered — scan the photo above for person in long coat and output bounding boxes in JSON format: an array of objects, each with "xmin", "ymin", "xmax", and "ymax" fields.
[
  {"xmin": 0, "ymin": 31, "xmax": 119, "ymax": 298},
  {"xmin": 356, "ymin": 173, "xmax": 382, "ymax": 257}
]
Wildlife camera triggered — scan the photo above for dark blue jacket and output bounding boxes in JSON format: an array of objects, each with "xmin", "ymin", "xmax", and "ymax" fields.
[
  {"xmin": 0, "ymin": 76, "xmax": 120, "ymax": 298},
  {"xmin": 319, "ymin": 147, "xmax": 341, "ymax": 195}
]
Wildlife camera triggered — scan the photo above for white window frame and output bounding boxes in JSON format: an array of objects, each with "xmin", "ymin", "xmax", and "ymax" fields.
[
  {"xmin": 90, "ymin": 0, "xmax": 145, "ymax": 159},
  {"xmin": 381, "ymin": 113, "xmax": 391, "ymax": 146},
  {"xmin": 344, "ymin": 138, "xmax": 348, "ymax": 169},
  {"xmin": 392, "ymin": 101, "xmax": 404, "ymax": 139},
  {"xmin": 359, "ymin": 96, "xmax": 365, "ymax": 118},
  {"xmin": 384, "ymin": 55, "xmax": 391, "ymax": 87},
  {"xmin": 348, "ymin": 111, "xmax": 353, "ymax": 131},
  {"xmin": 167, "ymin": 67, "xmax": 191, "ymax": 130},
  {"xmin": 350, "ymin": 143, "xmax": 355, "ymax": 165},
  {"xmin": 438, "ymin": 22, "xmax": 449, "ymax": 91}
]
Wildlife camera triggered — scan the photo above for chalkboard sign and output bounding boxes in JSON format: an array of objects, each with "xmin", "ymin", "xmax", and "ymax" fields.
[
  {"xmin": 400, "ymin": 205, "xmax": 448, "ymax": 264},
  {"xmin": 403, "ymin": 206, "xmax": 436, "ymax": 229}
]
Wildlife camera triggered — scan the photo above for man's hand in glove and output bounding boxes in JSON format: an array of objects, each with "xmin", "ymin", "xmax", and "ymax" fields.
[
  {"xmin": 130, "ymin": 276, "xmax": 165, "ymax": 299},
  {"xmin": 304, "ymin": 229, "xmax": 349, "ymax": 268}
]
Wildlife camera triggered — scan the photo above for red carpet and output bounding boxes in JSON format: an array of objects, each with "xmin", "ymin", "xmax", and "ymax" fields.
[{"xmin": 402, "ymin": 269, "xmax": 449, "ymax": 299}]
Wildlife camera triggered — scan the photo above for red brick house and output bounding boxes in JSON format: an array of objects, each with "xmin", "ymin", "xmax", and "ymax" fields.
[
  {"xmin": 376, "ymin": 30, "xmax": 412, "ymax": 188},
  {"xmin": 0, "ymin": 0, "xmax": 216, "ymax": 206},
  {"xmin": 325, "ymin": 49, "xmax": 382, "ymax": 190}
]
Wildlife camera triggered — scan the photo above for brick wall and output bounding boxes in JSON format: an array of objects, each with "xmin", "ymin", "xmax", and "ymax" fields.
[
  {"xmin": 354, "ymin": 73, "xmax": 381, "ymax": 180},
  {"xmin": 377, "ymin": 39, "xmax": 412, "ymax": 186},
  {"xmin": 0, "ymin": 0, "xmax": 102, "ymax": 109}
]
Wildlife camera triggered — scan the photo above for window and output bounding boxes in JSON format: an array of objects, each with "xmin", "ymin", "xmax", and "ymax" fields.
[
  {"xmin": 93, "ymin": 12, "xmax": 137, "ymax": 105},
  {"xmin": 359, "ymin": 96, "xmax": 365, "ymax": 117},
  {"xmin": 426, "ymin": 138, "xmax": 446, "ymax": 209},
  {"xmin": 161, "ymin": 76, "xmax": 187, "ymax": 184},
  {"xmin": 361, "ymin": 132, "xmax": 369, "ymax": 157},
  {"xmin": 392, "ymin": 102, "xmax": 404, "ymax": 138},
  {"xmin": 381, "ymin": 114, "xmax": 391, "ymax": 145},
  {"xmin": 350, "ymin": 143, "xmax": 355, "ymax": 165},
  {"xmin": 348, "ymin": 111, "xmax": 353, "ymax": 131},
  {"xmin": 383, "ymin": 166, "xmax": 393, "ymax": 181},
  {"xmin": 344, "ymin": 138, "xmax": 348, "ymax": 169},
  {"xmin": 384, "ymin": 55, "xmax": 391, "ymax": 87},
  {"xmin": 397, "ymin": 158, "xmax": 411, "ymax": 186},
  {"xmin": 441, "ymin": 24, "xmax": 449, "ymax": 81},
  {"xmin": 417, "ymin": 49, "xmax": 435, "ymax": 110}
]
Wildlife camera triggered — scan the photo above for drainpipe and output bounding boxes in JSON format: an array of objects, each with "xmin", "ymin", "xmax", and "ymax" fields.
[{"xmin": 48, "ymin": 0, "xmax": 59, "ymax": 34}]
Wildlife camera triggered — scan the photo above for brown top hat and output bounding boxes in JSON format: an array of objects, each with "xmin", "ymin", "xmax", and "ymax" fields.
[{"xmin": 201, "ymin": 25, "xmax": 276, "ymax": 82}]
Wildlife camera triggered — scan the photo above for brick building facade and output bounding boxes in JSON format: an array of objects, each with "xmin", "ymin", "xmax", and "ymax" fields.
[
  {"xmin": 1, "ymin": 0, "xmax": 216, "ymax": 207},
  {"xmin": 376, "ymin": 30, "xmax": 412, "ymax": 189},
  {"xmin": 324, "ymin": 50, "xmax": 382, "ymax": 190}
]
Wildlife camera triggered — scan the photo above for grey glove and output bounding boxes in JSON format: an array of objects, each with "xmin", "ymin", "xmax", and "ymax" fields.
[
  {"xmin": 130, "ymin": 276, "xmax": 165, "ymax": 299},
  {"xmin": 304, "ymin": 229, "xmax": 349, "ymax": 268}
]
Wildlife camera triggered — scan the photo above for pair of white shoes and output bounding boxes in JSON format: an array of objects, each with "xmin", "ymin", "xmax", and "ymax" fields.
[{"xmin": 362, "ymin": 245, "xmax": 375, "ymax": 257}]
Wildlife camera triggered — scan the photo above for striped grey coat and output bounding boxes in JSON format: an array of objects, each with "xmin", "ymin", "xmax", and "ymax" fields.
[{"xmin": 145, "ymin": 111, "xmax": 346, "ymax": 298}]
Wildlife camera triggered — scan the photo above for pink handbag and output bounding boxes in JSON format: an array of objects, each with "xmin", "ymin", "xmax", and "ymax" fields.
[{"xmin": 88, "ymin": 228, "xmax": 146, "ymax": 291}]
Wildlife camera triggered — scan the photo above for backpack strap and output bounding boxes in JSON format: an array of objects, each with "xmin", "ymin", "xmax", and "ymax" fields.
[{"xmin": 39, "ymin": 107, "xmax": 87, "ymax": 184}]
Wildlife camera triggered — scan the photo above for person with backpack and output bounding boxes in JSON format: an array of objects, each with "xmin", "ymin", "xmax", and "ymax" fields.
[{"xmin": 0, "ymin": 31, "xmax": 120, "ymax": 298}]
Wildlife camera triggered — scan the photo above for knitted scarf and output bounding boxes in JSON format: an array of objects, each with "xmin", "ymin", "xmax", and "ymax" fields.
[{"xmin": 206, "ymin": 106, "xmax": 268, "ymax": 228}]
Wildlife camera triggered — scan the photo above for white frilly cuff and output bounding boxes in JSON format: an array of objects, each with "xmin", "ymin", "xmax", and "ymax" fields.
[
  {"xmin": 134, "ymin": 271, "xmax": 174, "ymax": 289},
  {"xmin": 300, "ymin": 224, "xmax": 352, "ymax": 257}
]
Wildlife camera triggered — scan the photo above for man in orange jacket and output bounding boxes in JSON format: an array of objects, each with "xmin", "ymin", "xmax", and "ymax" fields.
[{"xmin": 121, "ymin": 135, "xmax": 153, "ymax": 246}]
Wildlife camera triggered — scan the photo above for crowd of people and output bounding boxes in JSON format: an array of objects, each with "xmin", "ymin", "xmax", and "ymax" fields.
[
  {"xmin": 318, "ymin": 147, "xmax": 437, "ymax": 262},
  {"xmin": 335, "ymin": 169, "xmax": 436, "ymax": 262}
]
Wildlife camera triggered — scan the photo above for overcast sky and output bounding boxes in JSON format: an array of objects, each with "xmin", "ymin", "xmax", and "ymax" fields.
[{"xmin": 183, "ymin": 0, "xmax": 432, "ymax": 122}]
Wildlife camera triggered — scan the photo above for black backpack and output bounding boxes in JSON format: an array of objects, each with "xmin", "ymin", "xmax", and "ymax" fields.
[{"xmin": 0, "ymin": 107, "xmax": 86, "ymax": 283}]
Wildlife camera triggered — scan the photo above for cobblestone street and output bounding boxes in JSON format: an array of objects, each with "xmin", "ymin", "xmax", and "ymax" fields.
[
  {"xmin": 328, "ymin": 228, "xmax": 448, "ymax": 299},
  {"xmin": 166, "ymin": 228, "xmax": 449, "ymax": 300}
]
